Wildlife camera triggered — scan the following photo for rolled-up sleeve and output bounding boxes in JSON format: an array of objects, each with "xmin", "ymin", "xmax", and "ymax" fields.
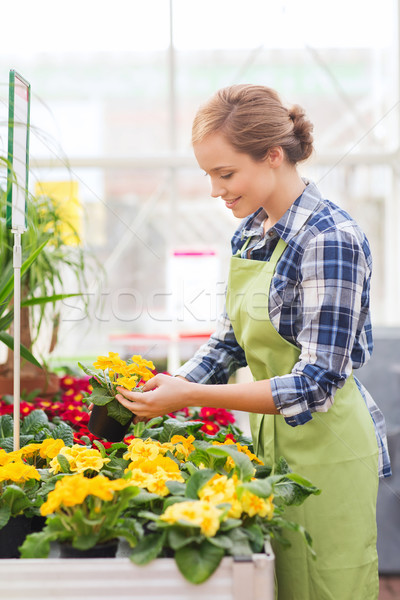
[{"xmin": 271, "ymin": 228, "xmax": 370, "ymax": 426}]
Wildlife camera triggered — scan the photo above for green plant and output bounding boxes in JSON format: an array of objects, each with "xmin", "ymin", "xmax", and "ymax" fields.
[
  {"xmin": 78, "ymin": 352, "xmax": 155, "ymax": 426},
  {"xmin": 0, "ymin": 410, "xmax": 74, "ymax": 452},
  {"xmin": 19, "ymin": 472, "xmax": 141, "ymax": 556},
  {"xmin": 0, "ymin": 183, "xmax": 98, "ymax": 375},
  {"xmin": 0, "ymin": 454, "xmax": 42, "ymax": 529}
]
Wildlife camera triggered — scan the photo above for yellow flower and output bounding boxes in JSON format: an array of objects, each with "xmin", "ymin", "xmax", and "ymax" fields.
[
  {"xmin": 240, "ymin": 491, "xmax": 274, "ymax": 519},
  {"xmin": 17, "ymin": 443, "xmax": 43, "ymax": 458},
  {"xmin": 0, "ymin": 449, "xmax": 14, "ymax": 466},
  {"xmin": 135, "ymin": 455, "xmax": 180, "ymax": 475},
  {"xmin": 49, "ymin": 445, "xmax": 110, "ymax": 474},
  {"xmin": 0, "ymin": 460, "xmax": 40, "ymax": 483},
  {"xmin": 93, "ymin": 352, "xmax": 126, "ymax": 371},
  {"xmin": 146, "ymin": 468, "xmax": 184, "ymax": 497},
  {"xmin": 199, "ymin": 474, "xmax": 242, "ymax": 519},
  {"xmin": 117, "ymin": 376, "xmax": 138, "ymax": 391},
  {"xmin": 39, "ymin": 439, "xmax": 66, "ymax": 460},
  {"xmin": 123, "ymin": 438, "xmax": 163, "ymax": 463},
  {"xmin": 40, "ymin": 473, "xmax": 127, "ymax": 516},
  {"xmin": 170, "ymin": 435, "xmax": 195, "ymax": 460},
  {"xmin": 160, "ymin": 500, "xmax": 222, "ymax": 537}
]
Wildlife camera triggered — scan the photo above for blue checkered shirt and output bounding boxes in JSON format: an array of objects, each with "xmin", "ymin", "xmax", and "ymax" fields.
[{"xmin": 175, "ymin": 181, "xmax": 391, "ymax": 478}]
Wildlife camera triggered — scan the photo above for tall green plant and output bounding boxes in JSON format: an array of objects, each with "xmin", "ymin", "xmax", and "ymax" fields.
[{"xmin": 0, "ymin": 181, "xmax": 98, "ymax": 371}]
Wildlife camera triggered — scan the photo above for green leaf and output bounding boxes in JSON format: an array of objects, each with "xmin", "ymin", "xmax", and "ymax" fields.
[
  {"xmin": 2, "ymin": 485, "xmax": 31, "ymax": 516},
  {"xmin": 165, "ymin": 481, "xmax": 186, "ymax": 496},
  {"xmin": 175, "ymin": 540, "xmax": 224, "ymax": 584},
  {"xmin": 22, "ymin": 293, "xmax": 80, "ymax": 307},
  {"xmin": 167, "ymin": 526, "xmax": 199, "ymax": 550},
  {"xmin": 19, "ymin": 531, "xmax": 53, "ymax": 558},
  {"xmin": 88, "ymin": 386, "xmax": 113, "ymax": 407},
  {"xmin": 129, "ymin": 531, "xmax": 166, "ymax": 565},
  {"xmin": 207, "ymin": 534, "xmax": 234, "ymax": 550},
  {"xmin": 185, "ymin": 469, "xmax": 215, "ymax": 499},
  {"xmin": 93, "ymin": 440, "xmax": 106, "ymax": 457},
  {"xmin": 159, "ymin": 420, "xmax": 201, "ymax": 444},
  {"xmin": 236, "ymin": 478, "xmax": 273, "ymax": 499},
  {"xmin": 55, "ymin": 453, "xmax": 71, "ymax": 473},
  {"xmin": 206, "ymin": 446, "xmax": 255, "ymax": 481},
  {"xmin": 21, "ymin": 409, "xmax": 49, "ymax": 435},
  {"xmin": 0, "ymin": 505, "xmax": 11, "ymax": 529},
  {"xmin": 51, "ymin": 422, "xmax": 74, "ymax": 446},
  {"xmin": 0, "ymin": 239, "xmax": 49, "ymax": 306},
  {"xmin": 226, "ymin": 527, "xmax": 253, "ymax": 557},
  {"xmin": 106, "ymin": 398, "xmax": 133, "ymax": 426},
  {"xmin": 0, "ymin": 332, "xmax": 42, "ymax": 368},
  {"xmin": 0, "ymin": 414, "xmax": 14, "ymax": 438}
]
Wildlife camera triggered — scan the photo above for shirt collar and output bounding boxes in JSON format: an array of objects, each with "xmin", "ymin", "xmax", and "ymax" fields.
[{"xmin": 240, "ymin": 180, "xmax": 324, "ymax": 243}]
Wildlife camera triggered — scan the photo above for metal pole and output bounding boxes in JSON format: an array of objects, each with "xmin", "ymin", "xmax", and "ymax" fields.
[
  {"xmin": 167, "ymin": 0, "xmax": 181, "ymax": 373},
  {"xmin": 13, "ymin": 232, "xmax": 22, "ymax": 451}
]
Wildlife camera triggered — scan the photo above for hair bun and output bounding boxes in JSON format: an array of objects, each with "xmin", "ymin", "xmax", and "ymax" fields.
[{"xmin": 288, "ymin": 104, "xmax": 314, "ymax": 161}]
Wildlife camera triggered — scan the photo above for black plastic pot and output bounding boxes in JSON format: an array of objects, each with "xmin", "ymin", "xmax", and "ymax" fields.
[
  {"xmin": 88, "ymin": 404, "xmax": 133, "ymax": 442},
  {"xmin": 0, "ymin": 515, "xmax": 32, "ymax": 558},
  {"xmin": 59, "ymin": 538, "xmax": 119, "ymax": 558}
]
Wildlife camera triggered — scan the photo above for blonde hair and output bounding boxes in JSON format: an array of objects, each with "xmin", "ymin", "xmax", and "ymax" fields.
[{"xmin": 192, "ymin": 84, "xmax": 314, "ymax": 164}]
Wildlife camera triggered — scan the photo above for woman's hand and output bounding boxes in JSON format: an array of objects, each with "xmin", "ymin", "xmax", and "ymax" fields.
[{"xmin": 115, "ymin": 374, "xmax": 193, "ymax": 419}]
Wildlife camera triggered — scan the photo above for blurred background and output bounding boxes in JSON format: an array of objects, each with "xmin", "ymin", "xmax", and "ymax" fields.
[{"xmin": 0, "ymin": 0, "xmax": 400, "ymax": 575}]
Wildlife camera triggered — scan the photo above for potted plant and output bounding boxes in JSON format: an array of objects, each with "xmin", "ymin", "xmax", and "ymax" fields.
[
  {"xmin": 79, "ymin": 352, "xmax": 155, "ymax": 442},
  {"xmin": 0, "ymin": 185, "xmax": 95, "ymax": 396},
  {"xmin": 19, "ymin": 471, "xmax": 141, "ymax": 558},
  {"xmin": 0, "ymin": 450, "xmax": 42, "ymax": 557}
]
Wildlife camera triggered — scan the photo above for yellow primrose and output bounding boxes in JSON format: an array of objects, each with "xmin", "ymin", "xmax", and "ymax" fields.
[
  {"xmin": 240, "ymin": 491, "xmax": 274, "ymax": 519},
  {"xmin": 40, "ymin": 473, "xmax": 127, "ymax": 516},
  {"xmin": 146, "ymin": 468, "xmax": 185, "ymax": 497},
  {"xmin": 49, "ymin": 445, "xmax": 110, "ymax": 474},
  {"xmin": 116, "ymin": 376, "xmax": 138, "ymax": 391},
  {"xmin": 199, "ymin": 473, "xmax": 242, "ymax": 519},
  {"xmin": 17, "ymin": 443, "xmax": 43, "ymax": 458},
  {"xmin": 131, "ymin": 355, "xmax": 155, "ymax": 370},
  {"xmin": 39, "ymin": 439, "xmax": 66, "ymax": 460},
  {"xmin": 135, "ymin": 455, "xmax": 181, "ymax": 475},
  {"xmin": 0, "ymin": 449, "xmax": 14, "ymax": 466},
  {"xmin": 170, "ymin": 435, "xmax": 196, "ymax": 460},
  {"xmin": 123, "ymin": 438, "xmax": 164, "ymax": 462},
  {"xmin": 160, "ymin": 500, "xmax": 222, "ymax": 537},
  {"xmin": 0, "ymin": 460, "xmax": 41, "ymax": 483}
]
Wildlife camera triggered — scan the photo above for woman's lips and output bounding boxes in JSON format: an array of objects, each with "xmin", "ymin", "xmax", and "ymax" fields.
[{"xmin": 224, "ymin": 197, "xmax": 241, "ymax": 209}]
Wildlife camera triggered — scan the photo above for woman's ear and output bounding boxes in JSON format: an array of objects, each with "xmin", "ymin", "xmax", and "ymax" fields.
[{"xmin": 265, "ymin": 146, "xmax": 284, "ymax": 168}]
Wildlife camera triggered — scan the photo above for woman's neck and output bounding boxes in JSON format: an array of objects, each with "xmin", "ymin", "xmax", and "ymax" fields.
[{"xmin": 263, "ymin": 169, "xmax": 306, "ymax": 232}]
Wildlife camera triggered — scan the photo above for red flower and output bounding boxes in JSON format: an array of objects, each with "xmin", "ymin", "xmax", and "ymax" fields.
[
  {"xmin": 214, "ymin": 408, "xmax": 235, "ymax": 426},
  {"xmin": 20, "ymin": 402, "xmax": 35, "ymax": 416},
  {"xmin": 199, "ymin": 407, "xmax": 217, "ymax": 420},
  {"xmin": 60, "ymin": 409, "xmax": 90, "ymax": 427},
  {"xmin": 200, "ymin": 420, "xmax": 220, "ymax": 436},
  {"xmin": 124, "ymin": 434, "xmax": 135, "ymax": 444},
  {"xmin": 60, "ymin": 375, "xmax": 77, "ymax": 389},
  {"xmin": 224, "ymin": 433, "xmax": 236, "ymax": 443},
  {"xmin": 0, "ymin": 402, "xmax": 13, "ymax": 416}
]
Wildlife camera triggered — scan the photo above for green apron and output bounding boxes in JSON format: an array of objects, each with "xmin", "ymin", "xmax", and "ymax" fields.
[{"xmin": 226, "ymin": 236, "xmax": 379, "ymax": 600}]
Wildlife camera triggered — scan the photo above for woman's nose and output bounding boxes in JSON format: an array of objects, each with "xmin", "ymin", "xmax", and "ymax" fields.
[{"xmin": 210, "ymin": 179, "xmax": 226, "ymax": 198}]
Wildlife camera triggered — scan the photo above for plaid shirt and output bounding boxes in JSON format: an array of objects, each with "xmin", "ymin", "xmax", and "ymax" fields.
[{"xmin": 175, "ymin": 181, "xmax": 391, "ymax": 478}]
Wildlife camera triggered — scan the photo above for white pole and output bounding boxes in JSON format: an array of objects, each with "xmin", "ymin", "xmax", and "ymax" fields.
[{"xmin": 13, "ymin": 232, "xmax": 22, "ymax": 451}]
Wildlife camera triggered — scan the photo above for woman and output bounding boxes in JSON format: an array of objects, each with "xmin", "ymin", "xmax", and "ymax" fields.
[{"xmin": 117, "ymin": 84, "xmax": 391, "ymax": 599}]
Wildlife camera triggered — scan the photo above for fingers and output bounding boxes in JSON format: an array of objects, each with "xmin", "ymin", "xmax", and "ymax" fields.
[
  {"xmin": 142, "ymin": 373, "xmax": 167, "ymax": 392},
  {"xmin": 116, "ymin": 393, "xmax": 137, "ymax": 414}
]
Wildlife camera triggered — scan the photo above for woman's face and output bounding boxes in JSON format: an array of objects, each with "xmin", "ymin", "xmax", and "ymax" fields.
[{"xmin": 193, "ymin": 132, "xmax": 276, "ymax": 218}]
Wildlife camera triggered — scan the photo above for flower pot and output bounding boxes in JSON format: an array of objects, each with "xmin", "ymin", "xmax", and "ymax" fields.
[
  {"xmin": 59, "ymin": 538, "xmax": 119, "ymax": 558},
  {"xmin": 88, "ymin": 404, "xmax": 133, "ymax": 442},
  {"xmin": 0, "ymin": 515, "xmax": 32, "ymax": 558},
  {"xmin": 0, "ymin": 372, "xmax": 60, "ymax": 398}
]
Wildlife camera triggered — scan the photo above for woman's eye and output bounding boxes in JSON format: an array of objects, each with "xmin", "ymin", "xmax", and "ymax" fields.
[{"xmin": 221, "ymin": 173, "xmax": 233, "ymax": 180}]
